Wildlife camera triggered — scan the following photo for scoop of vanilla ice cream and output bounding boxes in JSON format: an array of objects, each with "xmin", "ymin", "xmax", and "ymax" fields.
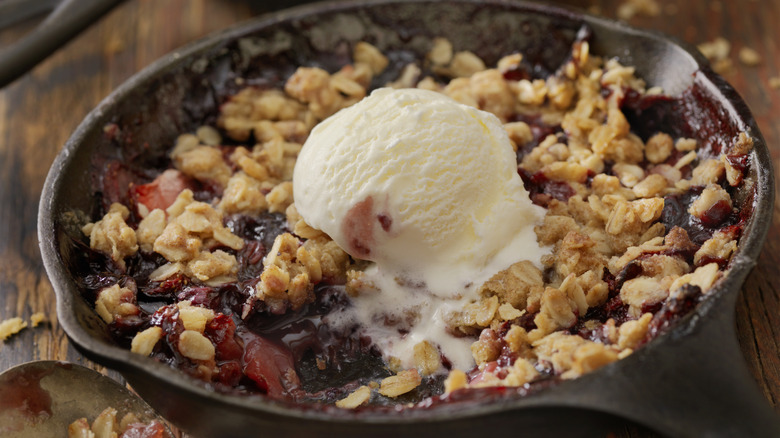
[
  {"xmin": 294, "ymin": 87, "xmax": 544, "ymax": 295},
  {"xmin": 293, "ymin": 87, "xmax": 546, "ymax": 371}
]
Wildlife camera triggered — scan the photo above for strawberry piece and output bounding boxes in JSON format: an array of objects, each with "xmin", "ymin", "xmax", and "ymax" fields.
[{"xmin": 132, "ymin": 169, "xmax": 189, "ymax": 213}]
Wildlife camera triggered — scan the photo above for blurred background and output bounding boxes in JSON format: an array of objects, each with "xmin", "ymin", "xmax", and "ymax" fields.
[{"xmin": 0, "ymin": 1, "xmax": 777, "ymax": 437}]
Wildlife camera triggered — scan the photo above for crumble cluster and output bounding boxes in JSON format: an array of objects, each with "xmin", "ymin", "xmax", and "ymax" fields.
[
  {"xmin": 68, "ymin": 406, "xmax": 166, "ymax": 438},
  {"xmin": 0, "ymin": 312, "xmax": 47, "ymax": 342},
  {"xmin": 82, "ymin": 37, "xmax": 751, "ymax": 406}
]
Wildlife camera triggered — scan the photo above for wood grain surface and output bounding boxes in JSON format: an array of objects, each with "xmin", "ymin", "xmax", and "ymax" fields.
[{"xmin": 0, "ymin": 1, "xmax": 777, "ymax": 437}]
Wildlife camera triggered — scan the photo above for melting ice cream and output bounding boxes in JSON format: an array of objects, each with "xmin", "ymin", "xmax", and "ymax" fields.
[{"xmin": 293, "ymin": 88, "xmax": 546, "ymax": 371}]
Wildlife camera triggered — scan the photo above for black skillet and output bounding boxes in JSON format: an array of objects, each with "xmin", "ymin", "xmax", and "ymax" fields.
[{"xmin": 37, "ymin": 0, "xmax": 780, "ymax": 436}]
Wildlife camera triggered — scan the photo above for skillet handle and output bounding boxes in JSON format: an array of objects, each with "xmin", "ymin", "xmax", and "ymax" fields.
[
  {"xmin": 0, "ymin": 0, "xmax": 124, "ymax": 89},
  {"xmin": 576, "ymin": 289, "xmax": 780, "ymax": 437}
]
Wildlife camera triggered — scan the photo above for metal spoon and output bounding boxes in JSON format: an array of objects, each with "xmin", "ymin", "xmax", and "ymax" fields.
[{"xmin": 0, "ymin": 360, "xmax": 173, "ymax": 437}]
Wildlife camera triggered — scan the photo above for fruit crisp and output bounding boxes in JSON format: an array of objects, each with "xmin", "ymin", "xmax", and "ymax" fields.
[{"xmin": 75, "ymin": 32, "xmax": 756, "ymax": 408}]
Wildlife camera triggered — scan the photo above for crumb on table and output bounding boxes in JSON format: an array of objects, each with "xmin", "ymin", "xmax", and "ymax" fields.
[
  {"xmin": 0, "ymin": 317, "xmax": 27, "ymax": 341},
  {"xmin": 738, "ymin": 47, "xmax": 761, "ymax": 66}
]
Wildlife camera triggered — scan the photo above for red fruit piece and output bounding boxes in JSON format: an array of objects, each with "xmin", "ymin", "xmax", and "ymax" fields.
[
  {"xmin": 243, "ymin": 336, "xmax": 299, "ymax": 398},
  {"xmin": 119, "ymin": 421, "xmax": 166, "ymax": 438},
  {"xmin": 468, "ymin": 361, "xmax": 500, "ymax": 386},
  {"xmin": 205, "ymin": 315, "xmax": 243, "ymax": 362},
  {"xmin": 699, "ymin": 200, "xmax": 732, "ymax": 227},
  {"xmin": 132, "ymin": 169, "xmax": 190, "ymax": 212},
  {"xmin": 145, "ymin": 273, "xmax": 188, "ymax": 297},
  {"xmin": 215, "ymin": 360, "xmax": 243, "ymax": 387}
]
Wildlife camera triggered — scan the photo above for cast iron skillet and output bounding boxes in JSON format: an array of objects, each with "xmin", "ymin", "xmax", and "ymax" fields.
[{"xmin": 38, "ymin": 0, "xmax": 780, "ymax": 436}]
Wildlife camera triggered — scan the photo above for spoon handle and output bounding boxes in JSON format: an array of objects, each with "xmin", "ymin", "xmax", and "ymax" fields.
[
  {"xmin": 0, "ymin": 0, "xmax": 59, "ymax": 30},
  {"xmin": 0, "ymin": 0, "xmax": 124, "ymax": 88}
]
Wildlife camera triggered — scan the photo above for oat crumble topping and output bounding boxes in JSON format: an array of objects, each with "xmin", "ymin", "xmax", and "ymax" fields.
[{"xmin": 78, "ymin": 35, "xmax": 755, "ymax": 407}]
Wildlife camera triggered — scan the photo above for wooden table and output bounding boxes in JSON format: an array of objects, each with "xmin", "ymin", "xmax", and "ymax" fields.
[{"xmin": 0, "ymin": 1, "xmax": 777, "ymax": 436}]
